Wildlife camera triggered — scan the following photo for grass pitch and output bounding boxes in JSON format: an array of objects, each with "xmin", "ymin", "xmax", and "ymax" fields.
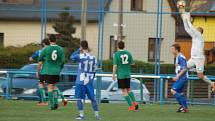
[{"xmin": 0, "ymin": 100, "xmax": 215, "ymax": 121}]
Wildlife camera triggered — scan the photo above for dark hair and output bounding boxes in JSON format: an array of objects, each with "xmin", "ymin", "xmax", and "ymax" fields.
[
  {"xmin": 80, "ymin": 40, "xmax": 89, "ymax": 50},
  {"xmin": 198, "ymin": 27, "xmax": 204, "ymax": 34},
  {"xmin": 118, "ymin": 41, "xmax": 125, "ymax": 49},
  {"xmin": 171, "ymin": 43, "xmax": 181, "ymax": 52},
  {"xmin": 42, "ymin": 38, "xmax": 50, "ymax": 46},
  {"xmin": 49, "ymin": 34, "xmax": 56, "ymax": 42}
]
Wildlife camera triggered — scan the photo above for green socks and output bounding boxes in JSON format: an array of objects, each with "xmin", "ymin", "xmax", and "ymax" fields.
[
  {"xmin": 124, "ymin": 96, "xmax": 133, "ymax": 106},
  {"xmin": 55, "ymin": 88, "xmax": 65, "ymax": 100},
  {"xmin": 124, "ymin": 92, "xmax": 137, "ymax": 107},
  {"xmin": 48, "ymin": 91, "xmax": 54, "ymax": 108},
  {"xmin": 39, "ymin": 88, "xmax": 46, "ymax": 103},
  {"xmin": 53, "ymin": 90, "xmax": 59, "ymax": 105},
  {"xmin": 128, "ymin": 92, "xmax": 136, "ymax": 102},
  {"xmin": 48, "ymin": 89, "xmax": 59, "ymax": 109}
]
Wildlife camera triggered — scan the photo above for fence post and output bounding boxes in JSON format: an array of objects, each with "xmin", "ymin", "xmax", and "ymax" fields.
[
  {"xmin": 140, "ymin": 78, "xmax": 144, "ymax": 103},
  {"xmin": 164, "ymin": 79, "xmax": 168, "ymax": 99},
  {"xmin": 96, "ymin": 75, "xmax": 102, "ymax": 103},
  {"xmin": 6, "ymin": 73, "xmax": 13, "ymax": 100},
  {"xmin": 190, "ymin": 78, "xmax": 194, "ymax": 105},
  {"xmin": 159, "ymin": 78, "xmax": 164, "ymax": 105}
]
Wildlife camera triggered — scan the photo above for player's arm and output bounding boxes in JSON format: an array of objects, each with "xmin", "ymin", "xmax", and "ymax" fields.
[
  {"xmin": 112, "ymin": 65, "xmax": 117, "ymax": 81},
  {"xmin": 112, "ymin": 54, "xmax": 118, "ymax": 81},
  {"xmin": 181, "ymin": 12, "xmax": 199, "ymax": 38},
  {"xmin": 61, "ymin": 48, "xmax": 65, "ymax": 69},
  {"xmin": 70, "ymin": 48, "xmax": 80, "ymax": 62},
  {"xmin": 92, "ymin": 58, "xmax": 98, "ymax": 79},
  {"xmin": 129, "ymin": 52, "xmax": 135, "ymax": 66},
  {"xmin": 37, "ymin": 49, "xmax": 45, "ymax": 75},
  {"xmin": 37, "ymin": 61, "xmax": 42, "ymax": 77},
  {"xmin": 93, "ymin": 58, "xmax": 98, "ymax": 73},
  {"xmin": 173, "ymin": 57, "xmax": 187, "ymax": 81},
  {"xmin": 29, "ymin": 50, "xmax": 39, "ymax": 61}
]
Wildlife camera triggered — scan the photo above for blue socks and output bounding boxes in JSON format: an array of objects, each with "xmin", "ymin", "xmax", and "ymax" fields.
[
  {"xmin": 91, "ymin": 99, "xmax": 98, "ymax": 111},
  {"xmin": 180, "ymin": 95, "xmax": 188, "ymax": 109},
  {"xmin": 77, "ymin": 99, "xmax": 98, "ymax": 111},
  {"xmin": 77, "ymin": 99, "xmax": 84, "ymax": 111},
  {"xmin": 77, "ymin": 99, "xmax": 99, "ymax": 117},
  {"xmin": 174, "ymin": 93, "xmax": 182, "ymax": 105},
  {"xmin": 174, "ymin": 92, "xmax": 188, "ymax": 109}
]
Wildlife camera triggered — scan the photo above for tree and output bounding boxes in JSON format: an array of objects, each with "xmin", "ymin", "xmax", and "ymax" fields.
[{"xmin": 53, "ymin": 7, "xmax": 80, "ymax": 51}]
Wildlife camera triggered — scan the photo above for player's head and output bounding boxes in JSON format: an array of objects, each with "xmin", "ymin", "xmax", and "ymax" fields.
[
  {"xmin": 197, "ymin": 27, "xmax": 204, "ymax": 34},
  {"xmin": 41, "ymin": 38, "xmax": 50, "ymax": 47},
  {"xmin": 177, "ymin": 0, "xmax": 186, "ymax": 9},
  {"xmin": 80, "ymin": 40, "xmax": 89, "ymax": 50},
  {"xmin": 171, "ymin": 43, "xmax": 181, "ymax": 56},
  {"xmin": 177, "ymin": 0, "xmax": 186, "ymax": 13},
  {"xmin": 117, "ymin": 41, "xmax": 125, "ymax": 50},
  {"xmin": 49, "ymin": 34, "xmax": 56, "ymax": 43}
]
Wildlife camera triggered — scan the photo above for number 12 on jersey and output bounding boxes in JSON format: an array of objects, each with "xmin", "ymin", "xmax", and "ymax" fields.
[{"xmin": 120, "ymin": 54, "xmax": 129, "ymax": 64}]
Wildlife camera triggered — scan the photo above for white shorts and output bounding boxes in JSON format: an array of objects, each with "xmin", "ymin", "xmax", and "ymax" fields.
[{"xmin": 187, "ymin": 58, "xmax": 205, "ymax": 73}]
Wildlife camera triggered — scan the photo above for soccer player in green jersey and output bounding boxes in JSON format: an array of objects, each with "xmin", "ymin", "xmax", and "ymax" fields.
[
  {"xmin": 112, "ymin": 41, "xmax": 139, "ymax": 111},
  {"xmin": 38, "ymin": 34, "xmax": 65, "ymax": 110},
  {"xmin": 31, "ymin": 39, "xmax": 67, "ymax": 106},
  {"xmin": 29, "ymin": 38, "xmax": 49, "ymax": 106}
]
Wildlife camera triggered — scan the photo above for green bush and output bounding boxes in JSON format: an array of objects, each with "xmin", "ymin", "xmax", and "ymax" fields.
[
  {"xmin": 101, "ymin": 60, "xmax": 215, "ymax": 75},
  {"xmin": 0, "ymin": 44, "xmax": 40, "ymax": 69},
  {"xmin": 102, "ymin": 60, "xmax": 175, "ymax": 74},
  {"xmin": 0, "ymin": 46, "xmax": 214, "ymax": 76}
]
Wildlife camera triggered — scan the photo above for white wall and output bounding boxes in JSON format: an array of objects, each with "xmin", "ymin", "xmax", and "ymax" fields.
[
  {"xmin": 103, "ymin": 0, "xmax": 175, "ymax": 64},
  {"xmin": 0, "ymin": 21, "xmax": 98, "ymax": 56}
]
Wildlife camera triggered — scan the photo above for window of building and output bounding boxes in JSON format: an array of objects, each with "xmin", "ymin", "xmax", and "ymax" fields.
[
  {"xmin": 131, "ymin": 0, "xmax": 143, "ymax": 11},
  {"xmin": 0, "ymin": 33, "xmax": 4, "ymax": 46},
  {"xmin": 109, "ymin": 35, "xmax": 118, "ymax": 59},
  {"xmin": 148, "ymin": 38, "xmax": 163, "ymax": 62}
]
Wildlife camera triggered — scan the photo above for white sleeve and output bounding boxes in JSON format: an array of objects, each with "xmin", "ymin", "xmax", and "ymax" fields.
[
  {"xmin": 94, "ymin": 58, "xmax": 97, "ymax": 72},
  {"xmin": 181, "ymin": 13, "xmax": 199, "ymax": 38}
]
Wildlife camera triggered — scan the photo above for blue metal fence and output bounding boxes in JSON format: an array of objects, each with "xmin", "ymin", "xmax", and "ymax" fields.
[{"xmin": 1, "ymin": 70, "xmax": 215, "ymax": 105}]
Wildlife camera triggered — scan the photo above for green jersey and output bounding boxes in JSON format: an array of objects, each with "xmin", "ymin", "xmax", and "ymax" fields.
[
  {"xmin": 39, "ymin": 44, "xmax": 65, "ymax": 75},
  {"xmin": 113, "ymin": 50, "xmax": 134, "ymax": 79}
]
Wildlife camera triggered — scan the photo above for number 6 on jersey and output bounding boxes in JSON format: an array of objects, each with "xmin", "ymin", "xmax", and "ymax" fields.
[{"xmin": 52, "ymin": 50, "xmax": 58, "ymax": 61}]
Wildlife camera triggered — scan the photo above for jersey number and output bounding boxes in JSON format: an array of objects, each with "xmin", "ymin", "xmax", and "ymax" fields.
[
  {"xmin": 83, "ymin": 60, "xmax": 94, "ymax": 72},
  {"xmin": 120, "ymin": 54, "xmax": 129, "ymax": 64},
  {"xmin": 51, "ymin": 50, "xmax": 58, "ymax": 61}
]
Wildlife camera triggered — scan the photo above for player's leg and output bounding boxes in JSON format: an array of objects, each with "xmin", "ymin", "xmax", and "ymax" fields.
[
  {"xmin": 37, "ymin": 75, "xmax": 48, "ymax": 106},
  {"xmin": 126, "ymin": 79, "xmax": 139, "ymax": 110},
  {"xmin": 47, "ymin": 83, "xmax": 55, "ymax": 110},
  {"xmin": 75, "ymin": 84, "xmax": 85, "ymax": 120},
  {"xmin": 51, "ymin": 75, "xmax": 60, "ymax": 108},
  {"xmin": 171, "ymin": 82, "xmax": 182, "ymax": 107},
  {"xmin": 128, "ymin": 88, "xmax": 139, "ymax": 110},
  {"xmin": 195, "ymin": 59, "xmax": 215, "ymax": 92},
  {"xmin": 37, "ymin": 88, "xmax": 42, "ymax": 104},
  {"xmin": 187, "ymin": 58, "xmax": 195, "ymax": 71},
  {"xmin": 38, "ymin": 83, "xmax": 48, "ymax": 106},
  {"xmin": 86, "ymin": 84, "xmax": 100, "ymax": 120},
  {"xmin": 122, "ymin": 88, "xmax": 134, "ymax": 111},
  {"xmin": 54, "ymin": 86, "xmax": 68, "ymax": 106},
  {"xmin": 197, "ymin": 72, "xmax": 215, "ymax": 92},
  {"xmin": 118, "ymin": 79, "xmax": 134, "ymax": 111},
  {"xmin": 171, "ymin": 80, "xmax": 188, "ymax": 113},
  {"xmin": 47, "ymin": 75, "xmax": 58, "ymax": 110},
  {"xmin": 52, "ymin": 86, "xmax": 59, "ymax": 108}
]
